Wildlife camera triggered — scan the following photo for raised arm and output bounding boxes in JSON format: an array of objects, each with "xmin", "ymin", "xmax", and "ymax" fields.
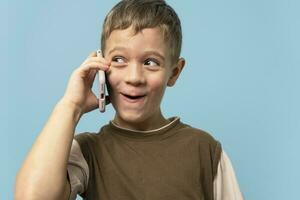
[{"xmin": 14, "ymin": 51, "xmax": 110, "ymax": 200}]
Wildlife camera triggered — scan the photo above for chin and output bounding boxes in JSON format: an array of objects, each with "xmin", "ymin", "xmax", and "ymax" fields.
[{"xmin": 117, "ymin": 109, "xmax": 147, "ymax": 124}]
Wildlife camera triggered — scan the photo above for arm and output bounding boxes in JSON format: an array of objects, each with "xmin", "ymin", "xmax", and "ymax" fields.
[
  {"xmin": 213, "ymin": 151, "xmax": 244, "ymax": 200},
  {"xmin": 14, "ymin": 51, "xmax": 110, "ymax": 200},
  {"xmin": 14, "ymin": 100, "xmax": 81, "ymax": 200}
]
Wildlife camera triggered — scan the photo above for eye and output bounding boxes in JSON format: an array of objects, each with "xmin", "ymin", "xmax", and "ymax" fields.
[
  {"xmin": 112, "ymin": 56, "xmax": 125, "ymax": 63},
  {"xmin": 144, "ymin": 58, "xmax": 159, "ymax": 67}
]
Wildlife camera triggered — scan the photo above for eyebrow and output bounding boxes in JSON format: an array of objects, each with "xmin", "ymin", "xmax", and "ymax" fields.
[
  {"xmin": 144, "ymin": 50, "xmax": 165, "ymax": 61},
  {"xmin": 108, "ymin": 46, "xmax": 127, "ymax": 55},
  {"xmin": 108, "ymin": 47, "xmax": 165, "ymax": 61}
]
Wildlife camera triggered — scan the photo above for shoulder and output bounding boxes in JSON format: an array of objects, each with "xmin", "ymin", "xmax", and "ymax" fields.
[
  {"xmin": 178, "ymin": 121, "xmax": 222, "ymax": 165},
  {"xmin": 74, "ymin": 132, "xmax": 95, "ymax": 145},
  {"xmin": 177, "ymin": 120, "xmax": 223, "ymax": 177},
  {"xmin": 75, "ymin": 131, "xmax": 96, "ymax": 140},
  {"xmin": 74, "ymin": 125, "xmax": 109, "ymax": 144},
  {"xmin": 178, "ymin": 121, "xmax": 221, "ymax": 147}
]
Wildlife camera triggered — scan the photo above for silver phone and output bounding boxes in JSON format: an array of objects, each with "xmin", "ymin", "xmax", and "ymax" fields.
[{"xmin": 96, "ymin": 49, "xmax": 106, "ymax": 112}]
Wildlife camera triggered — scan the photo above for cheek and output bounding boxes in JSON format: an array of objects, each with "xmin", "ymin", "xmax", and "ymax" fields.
[
  {"xmin": 148, "ymin": 75, "xmax": 169, "ymax": 94},
  {"xmin": 107, "ymin": 70, "xmax": 121, "ymax": 91},
  {"xmin": 106, "ymin": 70, "xmax": 122, "ymax": 106}
]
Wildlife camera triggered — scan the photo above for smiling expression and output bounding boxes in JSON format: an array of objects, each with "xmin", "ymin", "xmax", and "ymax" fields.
[{"xmin": 104, "ymin": 26, "xmax": 184, "ymax": 130}]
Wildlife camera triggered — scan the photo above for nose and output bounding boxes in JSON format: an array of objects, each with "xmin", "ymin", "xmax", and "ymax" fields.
[{"xmin": 124, "ymin": 62, "xmax": 146, "ymax": 86}]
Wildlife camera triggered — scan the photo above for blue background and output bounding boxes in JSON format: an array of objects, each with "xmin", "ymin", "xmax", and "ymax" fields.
[{"xmin": 2, "ymin": 0, "xmax": 299, "ymax": 199}]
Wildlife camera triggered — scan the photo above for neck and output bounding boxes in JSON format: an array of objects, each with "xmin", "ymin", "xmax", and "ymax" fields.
[{"xmin": 113, "ymin": 109, "xmax": 170, "ymax": 131}]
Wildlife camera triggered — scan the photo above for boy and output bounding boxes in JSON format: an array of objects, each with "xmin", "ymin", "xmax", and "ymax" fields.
[{"xmin": 15, "ymin": 0, "xmax": 244, "ymax": 199}]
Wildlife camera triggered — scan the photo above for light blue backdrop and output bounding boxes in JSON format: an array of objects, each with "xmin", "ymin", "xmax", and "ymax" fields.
[{"xmin": 2, "ymin": 0, "xmax": 299, "ymax": 199}]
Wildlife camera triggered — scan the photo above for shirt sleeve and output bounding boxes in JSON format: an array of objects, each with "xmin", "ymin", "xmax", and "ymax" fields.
[
  {"xmin": 67, "ymin": 139, "xmax": 89, "ymax": 200},
  {"xmin": 213, "ymin": 150, "xmax": 244, "ymax": 200}
]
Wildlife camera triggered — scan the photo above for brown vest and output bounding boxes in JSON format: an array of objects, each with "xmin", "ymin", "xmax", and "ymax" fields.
[{"xmin": 75, "ymin": 117, "xmax": 222, "ymax": 200}]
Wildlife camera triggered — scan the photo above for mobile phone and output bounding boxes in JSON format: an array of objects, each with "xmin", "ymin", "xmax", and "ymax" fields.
[{"xmin": 96, "ymin": 49, "xmax": 106, "ymax": 112}]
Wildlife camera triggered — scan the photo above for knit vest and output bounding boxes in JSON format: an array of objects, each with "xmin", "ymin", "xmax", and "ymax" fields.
[{"xmin": 75, "ymin": 117, "xmax": 222, "ymax": 200}]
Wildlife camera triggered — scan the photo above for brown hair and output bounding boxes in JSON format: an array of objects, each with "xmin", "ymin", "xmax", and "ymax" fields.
[{"xmin": 101, "ymin": 0, "xmax": 182, "ymax": 65}]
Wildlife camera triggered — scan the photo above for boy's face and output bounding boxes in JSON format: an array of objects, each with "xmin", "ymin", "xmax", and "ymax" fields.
[{"xmin": 104, "ymin": 26, "xmax": 184, "ymax": 129}]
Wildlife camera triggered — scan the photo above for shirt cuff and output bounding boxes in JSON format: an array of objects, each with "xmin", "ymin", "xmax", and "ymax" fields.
[{"xmin": 67, "ymin": 139, "xmax": 89, "ymax": 200}]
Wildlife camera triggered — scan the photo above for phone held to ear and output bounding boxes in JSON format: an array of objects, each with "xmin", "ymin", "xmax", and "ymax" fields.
[{"xmin": 96, "ymin": 49, "xmax": 106, "ymax": 113}]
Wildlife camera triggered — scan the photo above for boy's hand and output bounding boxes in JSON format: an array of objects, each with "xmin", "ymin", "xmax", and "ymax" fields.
[{"xmin": 61, "ymin": 51, "xmax": 110, "ymax": 115}]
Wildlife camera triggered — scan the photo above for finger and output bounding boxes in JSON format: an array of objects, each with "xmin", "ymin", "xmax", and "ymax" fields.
[
  {"xmin": 87, "ymin": 69, "xmax": 98, "ymax": 88},
  {"xmin": 80, "ymin": 62, "xmax": 109, "ymax": 72},
  {"xmin": 86, "ymin": 93, "xmax": 100, "ymax": 112},
  {"xmin": 83, "ymin": 59, "xmax": 110, "ymax": 69},
  {"xmin": 87, "ymin": 57, "xmax": 111, "ymax": 66}
]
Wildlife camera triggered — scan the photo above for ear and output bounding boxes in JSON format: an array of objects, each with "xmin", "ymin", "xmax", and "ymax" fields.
[{"xmin": 167, "ymin": 58, "xmax": 185, "ymax": 87}]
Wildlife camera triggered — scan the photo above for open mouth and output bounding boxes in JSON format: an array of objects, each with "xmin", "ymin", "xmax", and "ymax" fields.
[{"xmin": 121, "ymin": 93, "xmax": 146, "ymax": 101}]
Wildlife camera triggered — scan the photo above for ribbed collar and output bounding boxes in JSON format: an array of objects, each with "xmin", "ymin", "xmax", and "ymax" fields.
[{"xmin": 107, "ymin": 117, "xmax": 181, "ymax": 141}]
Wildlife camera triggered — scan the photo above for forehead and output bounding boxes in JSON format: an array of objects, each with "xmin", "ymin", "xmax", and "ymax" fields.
[{"xmin": 105, "ymin": 26, "xmax": 168, "ymax": 56}]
